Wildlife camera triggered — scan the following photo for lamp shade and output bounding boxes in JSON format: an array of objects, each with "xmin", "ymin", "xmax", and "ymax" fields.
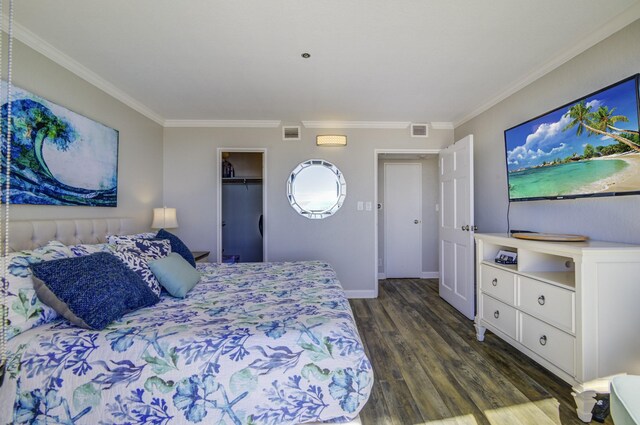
[{"xmin": 152, "ymin": 207, "xmax": 178, "ymax": 229}]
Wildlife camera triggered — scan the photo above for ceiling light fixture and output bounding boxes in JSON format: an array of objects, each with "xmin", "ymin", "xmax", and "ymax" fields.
[{"xmin": 316, "ymin": 135, "xmax": 347, "ymax": 146}]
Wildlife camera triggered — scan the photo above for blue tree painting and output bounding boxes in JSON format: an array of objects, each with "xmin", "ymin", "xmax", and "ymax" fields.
[{"xmin": 1, "ymin": 82, "xmax": 118, "ymax": 206}]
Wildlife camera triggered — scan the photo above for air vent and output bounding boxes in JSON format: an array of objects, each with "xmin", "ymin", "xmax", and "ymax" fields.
[
  {"xmin": 282, "ymin": 126, "xmax": 301, "ymax": 140},
  {"xmin": 411, "ymin": 123, "xmax": 429, "ymax": 138}
]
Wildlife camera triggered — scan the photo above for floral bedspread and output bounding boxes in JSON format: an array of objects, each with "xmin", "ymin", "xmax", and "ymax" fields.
[{"xmin": 1, "ymin": 261, "xmax": 373, "ymax": 424}]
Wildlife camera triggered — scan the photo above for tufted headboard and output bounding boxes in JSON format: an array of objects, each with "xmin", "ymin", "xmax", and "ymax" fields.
[{"xmin": 6, "ymin": 218, "xmax": 137, "ymax": 252}]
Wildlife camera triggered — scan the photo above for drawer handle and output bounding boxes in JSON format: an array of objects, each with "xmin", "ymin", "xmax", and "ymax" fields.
[
  {"xmin": 494, "ymin": 310, "xmax": 500, "ymax": 319},
  {"xmin": 538, "ymin": 295, "xmax": 546, "ymax": 306},
  {"xmin": 539, "ymin": 335, "xmax": 547, "ymax": 346},
  {"xmin": 492, "ymin": 278, "xmax": 498, "ymax": 286}
]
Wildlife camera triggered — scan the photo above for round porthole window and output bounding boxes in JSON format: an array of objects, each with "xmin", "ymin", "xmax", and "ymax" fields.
[{"xmin": 286, "ymin": 159, "xmax": 347, "ymax": 219}]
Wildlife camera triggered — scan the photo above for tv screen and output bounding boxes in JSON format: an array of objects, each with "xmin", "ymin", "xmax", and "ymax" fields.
[{"xmin": 505, "ymin": 74, "xmax": 640, "ymax": 202}]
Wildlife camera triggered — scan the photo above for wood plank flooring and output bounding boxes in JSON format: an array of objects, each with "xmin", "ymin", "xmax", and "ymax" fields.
[{"xmin": 349, "ymin": 279, "xmax": 612, "ymax": 425}]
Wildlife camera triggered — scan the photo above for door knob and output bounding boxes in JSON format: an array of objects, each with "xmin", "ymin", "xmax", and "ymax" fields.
[
  {"xmin": 461, "ymin": 225, "xmax": 469, "ymax": 231},
  {"xmin": 414, "ymin": 219, "xmax": 420, "ymax": 224}
]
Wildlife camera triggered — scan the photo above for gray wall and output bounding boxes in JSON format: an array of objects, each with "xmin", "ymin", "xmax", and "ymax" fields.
[
  {"xmin": 163, "ymin": 127, "xmax": 452, "ymax": 295},
  {"xmin": 455, "ymin": 19, "xmax": 640, "ymax": 244},
  {"xmin": 6, "ymin": 38, "xmax": 164, "ymax": 230},
  {"xmin": 377, "ymin": 157, "xmax": 439, "ymax": 276}
]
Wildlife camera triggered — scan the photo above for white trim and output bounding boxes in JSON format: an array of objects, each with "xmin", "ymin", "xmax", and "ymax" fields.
[
  {"xmin": 373, "ymin": 148, "xmax": 441, "ymax": 298},
  {"xmin": 344, "ymin": 290, "xmax": 377, "ymax": 299},
  {"xmin": 216, "ymin": 148, "xmax": 268, "ymax": 263},
  {"xmin": 454, "ymin": 2, "xmax": 640, "ymax": 127},
  {"xmin": 430, "ymin": 122, "xmax": 455, "ymax": 130},
  {"xmin": 377, "ymin": 273, "xmax": 386, "ymax": 280},
  {"xmin": 376, "ymin": 148, "xmax": 442, "ymax": 155},
  {"xmin": 302, "ymin": 121, "xmax": 410, "ymax": 129},
  {"xmin": 4, "ymin": 16, "xmax": 165, "ymax": 125},
  {"xmin": 381, "ymin": 274, "xmax": 438, "ymax": 280},
  {"xmin": 165, "ymin": 120, "xmax": 281, "ymax": 128}
]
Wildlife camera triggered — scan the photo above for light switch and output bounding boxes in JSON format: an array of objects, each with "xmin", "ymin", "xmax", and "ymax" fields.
[
  {"xmin": 357, "ymin": 201, "xmax": 364, "ymax": 211},
  {"xmin": 365, "ymin": 201, "xmax": 372, "ymax": 211}
]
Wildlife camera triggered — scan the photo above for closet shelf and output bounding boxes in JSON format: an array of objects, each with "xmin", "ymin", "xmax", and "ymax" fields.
[{"xmin": 222, "ymin": 177, "xmax": 263, "ymax": 184}]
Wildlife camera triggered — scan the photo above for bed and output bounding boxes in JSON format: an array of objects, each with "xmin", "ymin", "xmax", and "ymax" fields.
[{"xmin": 0, "ymin": 219, "xmax": 373, "ymax": 424}]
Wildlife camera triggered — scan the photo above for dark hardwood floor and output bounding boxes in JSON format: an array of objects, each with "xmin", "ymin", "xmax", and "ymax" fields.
[{"xmin": 349, "ymin": 279, "xmax": 612, "ymax": 425}]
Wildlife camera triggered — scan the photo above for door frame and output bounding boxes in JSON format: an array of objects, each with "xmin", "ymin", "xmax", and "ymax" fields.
[
  {"xmin": 373, "ymin": 148, "xmax": 440, "ymax": 297},
  {"xmin": 216, "ymin": 147, "xmax": 268, "ymax": 263}
]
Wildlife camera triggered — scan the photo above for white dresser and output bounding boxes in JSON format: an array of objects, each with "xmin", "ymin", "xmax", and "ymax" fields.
[{"xmin": 474, "ymin": 233, "xmax": 640, "ymax": 422}]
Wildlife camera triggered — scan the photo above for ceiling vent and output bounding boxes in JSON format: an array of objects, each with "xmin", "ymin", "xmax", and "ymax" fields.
[
  {"xmin": 411, "ymin": 123, "xmax": 429, "ymax": 138},
  {"xmin": 282, "ymin": 126, "xmax": 301, "ymax": 140}
]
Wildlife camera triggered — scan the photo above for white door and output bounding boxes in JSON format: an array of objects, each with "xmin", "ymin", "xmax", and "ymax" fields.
[
  {"xmin": 384, "ymin": 163, "xmax": 422, "ymax": 278},
  {"xmin": 439, "ymin": 135, "xmax": 475, "ymax": 320}
]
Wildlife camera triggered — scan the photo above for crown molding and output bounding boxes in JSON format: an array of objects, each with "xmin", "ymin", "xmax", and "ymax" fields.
[
  {"xmin": 302, "ymin": 121, "xmax": 410, "ymax": 129},
  {"xmin": 454, "ymin": 1, "xmax": 640, "ymax": 128},
  {"xmin": 429, "ymin": 122, "xmax": 454, "ymax": 130},
  {"xmin": 3, "ymin": 15, "xmax": 165, "ymax": 126},
  {"xmin": 164, "ymin": 119, "xmax": 281, "ymax": 128}
]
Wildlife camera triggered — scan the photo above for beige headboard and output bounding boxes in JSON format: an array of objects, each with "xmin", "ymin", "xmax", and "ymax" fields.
[{"xmin": 7, "ymin": 218, "xmax": 137, "ymax": 252}]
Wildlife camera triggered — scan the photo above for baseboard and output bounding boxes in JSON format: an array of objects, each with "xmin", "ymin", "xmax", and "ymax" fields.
[
  {"xmin": 344, "ymin": 290, "xmax": 377, "ymax": 299},
  {"xmin": 378, "ymin": 272, "xmax": 439, "ymax": 279}
]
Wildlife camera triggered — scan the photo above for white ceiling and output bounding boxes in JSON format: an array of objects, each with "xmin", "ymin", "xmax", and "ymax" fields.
[{"xmin": 7, "ymin": 0, "xmax": 640, "ymax": 126}]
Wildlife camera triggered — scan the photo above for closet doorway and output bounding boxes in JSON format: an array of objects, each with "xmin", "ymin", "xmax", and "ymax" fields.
[{"xmin": 216, "ymin": 148, "xmax": 267, "ymax": 263}]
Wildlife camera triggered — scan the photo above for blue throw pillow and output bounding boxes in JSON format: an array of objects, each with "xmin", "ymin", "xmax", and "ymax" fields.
[
  {"xmin": 148, "ymin": 253, "xmax": 201, "ymax": 298},
  {"xmin": 113, "ymin": 247, "xmax": 162, "ymax": 297},
  {"xmin": 156, "ymin": 229, "xmax": 196, "ymax": 267},
  {"xmin": 31, "ymin": 253, "xmax": 159, "ymax": 330}
]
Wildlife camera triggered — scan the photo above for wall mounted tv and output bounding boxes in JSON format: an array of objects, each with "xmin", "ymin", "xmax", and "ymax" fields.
[{"xmin": 505, "ymin": 74, "xmax": 640, "ymax": 202}]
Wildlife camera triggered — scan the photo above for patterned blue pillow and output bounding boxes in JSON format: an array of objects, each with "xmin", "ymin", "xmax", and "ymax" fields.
[
  {"xmin": 107, "ymin": 232, "xmax": 156, "ymax": 245},
  {"xmin": 4, "ymin": 241, "xmax": 75, "ymax": 340},
  {"xmin": 31, "ymin": 253, "xmax": 159, "ymax": 330},
  {"xmin": 121, "ymin": 238, "xmax": 171, "ymax": 261},
  {"xmin": 69, "ymin": 243, "xmax": 115, "ymax": 257},
  {"xmin": 113, "ymin": 245, "xmax": 163, "ymax": 296},
  {"xmin": 156, "ymin": 229, "xmax": 196, "ymax": 267}
]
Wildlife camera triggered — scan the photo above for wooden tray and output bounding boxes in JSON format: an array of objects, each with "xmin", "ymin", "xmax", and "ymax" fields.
[{"xmin": 512, "ymin": 233, "xmax": 588, "ymax": 242}]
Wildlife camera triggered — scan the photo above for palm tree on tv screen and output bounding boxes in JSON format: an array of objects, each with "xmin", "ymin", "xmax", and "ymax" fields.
[{"xmin": 563, "ymin": 101, "xmax": 640, "ymax": 152}]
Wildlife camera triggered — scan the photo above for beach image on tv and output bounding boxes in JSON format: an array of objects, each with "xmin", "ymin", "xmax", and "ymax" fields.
[{"xmin": 505, "ymin": 76, "xmax": 640, "ymax": 201}]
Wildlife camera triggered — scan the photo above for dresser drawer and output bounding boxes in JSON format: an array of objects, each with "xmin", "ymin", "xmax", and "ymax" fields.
[
  {"xmin": 481, "ymin": 295, "xmax": 517, "ymax": 340},
  {"xmin": 480, "ymin": 264, "xmax": 516, "ymax": 305},
  {"xmin": 518, "ymin": 276, "xmax": 575, "ymax": 333},
  {"xmin": 520, "ymin": 313, "xmax": 575, "ymax": 375}
]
